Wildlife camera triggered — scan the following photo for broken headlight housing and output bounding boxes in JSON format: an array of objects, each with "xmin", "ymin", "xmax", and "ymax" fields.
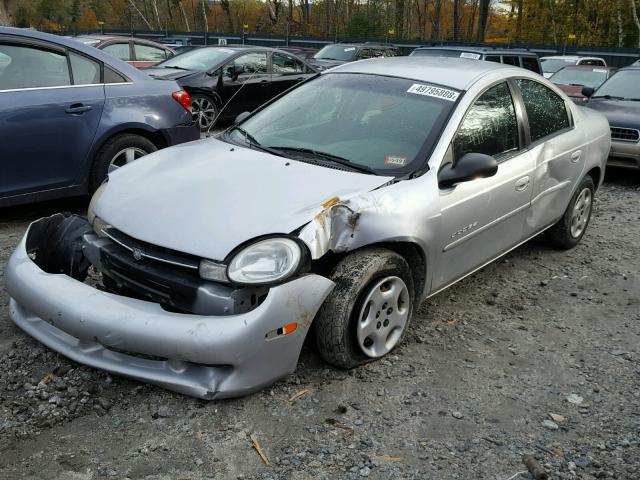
[{"xmin": 224, "ymin": 237, "xmax": 303, "ymax": 285}]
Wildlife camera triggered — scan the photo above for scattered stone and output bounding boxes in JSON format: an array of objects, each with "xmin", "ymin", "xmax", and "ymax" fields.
[
  {"xmin": 451, "ymin": 411, "xmax": 463, "ymax": 420},
  {"xmin": 542, "ymin": 419, "xmax": 559, "ymax": 430},
  {"xmin": 548, "ymin": 413, "xmax": 566, "ymax": 423},
  {"xmin": 566, "ymin": 394, "xmax": 584, "ymax": 405}
]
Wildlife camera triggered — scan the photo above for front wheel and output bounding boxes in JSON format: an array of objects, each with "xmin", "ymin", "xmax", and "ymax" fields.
[
  {"xmin": 314, "ymin": 248, "xmax": 414, "ymax": 368},
  {"xmin": 190, "ymin": 94, "xmax": 219, "ymax": 132},
  {"xmin": 546, "ymin": 175, "xmax": 595, "ymax": 249}
]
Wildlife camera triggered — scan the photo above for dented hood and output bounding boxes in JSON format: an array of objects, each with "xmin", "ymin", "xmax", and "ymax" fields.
[{"xmin": 94, "ymin": 138, "xmax": 392, "ymax": 260}]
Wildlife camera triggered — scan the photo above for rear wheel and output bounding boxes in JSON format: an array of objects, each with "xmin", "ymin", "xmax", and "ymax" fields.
[
  {"xmin": 546, "ymin": 175, "xmax": 595, "ymax": 249},
  {"xmin": 91, "ymin": 134, "xmax": 157, "ymax": 191},
  {"xmin": 190, "ymin": 94, "xmax": 218, "ymax": 132},
  {"xmin": 314, "ymin": 248, "xmax": 414, "ymax": 368}
]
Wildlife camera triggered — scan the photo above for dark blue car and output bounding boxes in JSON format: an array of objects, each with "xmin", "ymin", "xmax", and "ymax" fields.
[{"xmin": 0, "ymin": 27, "xmax": 200, "ymax": 208}]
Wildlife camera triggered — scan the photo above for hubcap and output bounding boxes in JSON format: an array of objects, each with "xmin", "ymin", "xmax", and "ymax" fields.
[
  {"xmin": 191, "ymin": 97, "xmax": 217, "ymax": 131},
  {"xmin": 108, "ymin": 147, "xmax": 147, "ymax": 173},
  {"xmin": 356, "ymin": 276, "xmax": 410, "ymax": 358},
  {"xmin": 570, "ymin": 187, "xmax": 592, "ymax": 238}
]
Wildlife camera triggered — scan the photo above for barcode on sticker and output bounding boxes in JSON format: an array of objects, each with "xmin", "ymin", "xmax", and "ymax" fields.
[
  {"xmin": 460, "ymin": 52, "xmax": 481, "ymax": 60},
  {"xmin": 593, "ymin": 68, "xmax": 607, "ymax": 73},
  {"xmin": 407, "ymin": 84, "xmax": 460, "ymax": 102}
]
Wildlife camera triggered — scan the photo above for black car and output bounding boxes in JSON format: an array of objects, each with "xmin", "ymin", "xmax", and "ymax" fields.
[
  {"xmin": 308, "ymin": 42, "xmax": 400, "ymax": 71},
  {"xmin": 410, "ymin": 46, "xmax": 542, "ymax": 75},
  {"xmin": 147, "ymin": 46, "xmax": 317, "ymax": 131},
  {"xmin": 584, "ymin": 66, "xmax": 640, "ymax": 170}
]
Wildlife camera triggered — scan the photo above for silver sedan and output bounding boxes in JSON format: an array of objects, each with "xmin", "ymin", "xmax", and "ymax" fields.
[{"xmin": 5, "ymin": 57, "xmax": 610, "ymax": 399}]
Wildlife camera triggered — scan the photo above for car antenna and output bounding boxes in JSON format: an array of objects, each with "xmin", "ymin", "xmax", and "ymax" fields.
[{"xmin": 207, "ymin": 69, "xmax": 262, "ymax": 135}]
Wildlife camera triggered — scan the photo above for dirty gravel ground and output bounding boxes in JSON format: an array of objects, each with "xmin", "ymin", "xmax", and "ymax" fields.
[{"xmin": 0, "ymin": 169, "xmax": 638, "ymax": 480}]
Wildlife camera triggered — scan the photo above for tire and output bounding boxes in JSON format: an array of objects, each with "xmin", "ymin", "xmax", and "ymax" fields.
[
  {"xmin": 190, "ymin": 94, "xmax": 219, "ymax": 132},
  {"xmin": 315, "ymin": 248, "xmax": 415, "ymax": 369},
  {"xmin": 91, "ymin": 134, "xmax": 157, "ymax": 192},
  {"xmin": 546, "ymin": 175, "xmax": 595, "ymax": 250}
]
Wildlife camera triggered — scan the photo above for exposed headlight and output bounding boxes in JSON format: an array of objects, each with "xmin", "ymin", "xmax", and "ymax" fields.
[
  {"xmin": 227, "ymin": 237, "xmax": 302, "ymax": 285},
  {"xmin": 92, "ymin": 216, "xmax": 112, "ymax": 238},
  {"xmin": 87, "ymin": 183, "xmax": 107, "ymax": 225}
]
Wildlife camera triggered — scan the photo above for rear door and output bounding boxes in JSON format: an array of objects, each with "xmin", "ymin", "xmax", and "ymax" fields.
[
  {"xmin": 101, "ymin": 41, "xmax": 133, "ymax": 64},
  {"xmin": 270, "ymin": 51, "xmax": 314, "ymax": 97},
  {"xmin": 0, "ymin": 40, "xmax": 105, "ymax": 199},
  {"xmin": 433, "ymin": 81, "xmax": 536, "ymax": 290},
  {"xmin": 219, "ymin": 51, "xmax": 270, "ymax": 118},
  {"xmin": 516, "ymin": 78, "xmax": 586, "ymax": 236},
  {"xmin": 132, "ymin": 42, "xmax": 171, "ymax": 68}
]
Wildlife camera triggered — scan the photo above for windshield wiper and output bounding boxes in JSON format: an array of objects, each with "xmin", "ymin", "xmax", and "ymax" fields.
[
  {"xmin": 163, "ymin": 65, "xmax": 189, "ymax": 70},
  {"xmin": 592, "ymin": 94, "xmax": 625, "ymax": 100},
  {"xmin": 266, "ymin": 146, "xmax": 377, "ymax": 175},
  {"xmin": 229, "ymin": 127, "xmax": 284, "ymax": 157}
]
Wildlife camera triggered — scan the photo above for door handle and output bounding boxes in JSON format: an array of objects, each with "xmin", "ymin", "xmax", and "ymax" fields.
[
  {"xmin": 515, "ymin": 176, "xmax": 530, "ymax": 191},
  {"xmin": 571, "ymin": 150, "xmax": 582, "ymax": 163},
  {"xmin": 65, "ymin": 104, "xmax": 92, "ymax": 114}
]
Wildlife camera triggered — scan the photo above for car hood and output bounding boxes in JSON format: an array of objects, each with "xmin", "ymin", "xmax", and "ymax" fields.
[
  {"xmin": 145, "ymin": 67, "xmax": 199, "ymax": 80},
  {"xmin": 585, "ymin": 99, "xmax": 640, "ymax": 129},
  {"xmin": 94, "ymin": 138, "xmax": 393, "ymax": 261},
  {"xmin": 556, "ymin": 84, "xmax": 585, "ymax": 98}
]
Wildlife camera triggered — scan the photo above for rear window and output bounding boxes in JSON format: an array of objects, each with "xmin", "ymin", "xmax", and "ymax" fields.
[{"xmin": 521, "ymin": 56, "xmax": 541, "ymax": 74}]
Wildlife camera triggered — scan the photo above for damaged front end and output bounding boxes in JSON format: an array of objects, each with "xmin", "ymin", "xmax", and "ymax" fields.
[{"xmin": 5, "ymin": 214, "xmax": 334, "ymax": 399}]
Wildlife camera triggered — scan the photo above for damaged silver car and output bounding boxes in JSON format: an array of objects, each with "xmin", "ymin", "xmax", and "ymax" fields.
[{"xmin": 5, "ymin": 57, "xmax": 610, "ymax": 399}]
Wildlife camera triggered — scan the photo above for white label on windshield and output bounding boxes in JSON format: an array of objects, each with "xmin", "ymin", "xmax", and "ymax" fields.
[
  {"xmin": 344, "ymin": 47, "xmax": 356, "ymax": 51},
  {"xmin": 593, "ymin": 68, "xmax": 607, "ymax": 73},
  {"xmin": 460, "ymin": 52, "xmax": 481, "ymax": 60},
  {"xmin": 407, "ymin": 83, "xmax": 460, "ymax": 102}
]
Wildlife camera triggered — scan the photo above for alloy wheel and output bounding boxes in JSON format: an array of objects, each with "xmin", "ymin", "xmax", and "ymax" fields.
[
  {"xmin": 191, "ymin": 97, "xmax": 217, "ymax": 131},
  {"xmin": 108, "ymin": 147, "xmax": 148, "ymax": 173},
  {"xmin": 570, "ymin": 187, "xmax": 592, "ymax": 238}
]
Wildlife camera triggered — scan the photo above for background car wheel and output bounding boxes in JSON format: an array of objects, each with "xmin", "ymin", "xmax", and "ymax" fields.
[
  {"xmin": 546, "ymin": 175, "xmax": 595, "ymax": 249},
  {"xmin": 91, "ymin": 134, "xmax": 157, "ymax": 192},
  {"xmin": 190, "ymin": 94, "xmax": 219, "ymax": 132},
  {"xmin": 314, "ymin": 248, "xmax": 414, "ymax": 369}
]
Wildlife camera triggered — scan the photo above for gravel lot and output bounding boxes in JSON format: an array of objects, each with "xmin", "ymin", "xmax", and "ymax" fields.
[{"xmin": 0, "ymin": 168, "xmax": 638, "ymax": 480}]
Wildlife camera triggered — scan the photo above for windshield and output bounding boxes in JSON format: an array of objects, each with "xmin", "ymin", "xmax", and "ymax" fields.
[
  {"xmin": 593, "ymin": 69, "xmax": 640, "ymax": 99},
  {"xmin": 313, "ymin": 45, "xmax": 358, "ymax": 61},
  {"xmin": 550, "ymin": 67, "xmax": 609, "ymax": 88},
  {"xmin": 226, "ymin": 73, "xmax": 458, "ymax": 175},
  {"xmin": 541, "ymin": 58, "xmax": 576, "ymax": 74},
  {"xmin": 74, "ymin": 37, "xmax": 100, "ymax": 46},
  {"xmin": 158, "ymin": 47, "xmax": 235, "ymax": 71}
]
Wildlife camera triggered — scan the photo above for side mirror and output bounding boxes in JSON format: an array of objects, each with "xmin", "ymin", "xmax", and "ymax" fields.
[
  {"xmin": 438, "ymin": 153, "xmax": 498, "ymax": 189},
  {"xmin": 225, "ymin": 64, "xmax": 243, "ymax": 79},
  {"xmin": 581, "ymin": 86, "xmax": 595, "ymax": 98},
  {"xmin": 234, "ymin": 111, "xmax": 250, "ymax": 124}
]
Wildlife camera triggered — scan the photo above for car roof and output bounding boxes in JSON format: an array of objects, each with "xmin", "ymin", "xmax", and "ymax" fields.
[
  {"xmin": 323, "ymin": 43, "xmax": 397, "ymax": 48},
  {"xmin": 619, "ymin": 65, "xmax": 640, "ymax": 71},
  {"xmin": 329, "ymin": 56, "xmax": 514, "ymax": 90},
  {"xmin": 541, "ymin": 55, "xmax": 603, "ymax": 60},
  {"xmin": 558, "ymin": 65, "xmax": 616, "ymax": 71},
  {"xmin": 413, "ymin": 45, "xmax": 538, "ymax": 56},
  {"xmin": 0, "ymin": 27, "xmax": 150, "ymax": 81}
]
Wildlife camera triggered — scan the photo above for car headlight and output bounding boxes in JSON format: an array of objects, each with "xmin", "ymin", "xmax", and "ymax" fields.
[
  {"xmin": 225, "ymin": 237, "xmax": 303, "ymax": 285},
  {"xmin": 87, "ymin": 183, "xmax": 107, "ymax": 225}
]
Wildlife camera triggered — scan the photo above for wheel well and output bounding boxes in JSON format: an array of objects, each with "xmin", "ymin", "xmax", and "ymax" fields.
[
  {"xmin": 311, "ymin": 242, "xmax": 427, "ymax": 302},
  {"xmin": 586, "ymin": 166, "xmax": 602, "ymax": 190},
  {"xmin": 95, "ymin": 128, "xmax": 167, "ymax": 157}
]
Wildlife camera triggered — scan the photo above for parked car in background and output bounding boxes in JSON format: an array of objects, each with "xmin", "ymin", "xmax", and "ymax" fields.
[
  {"xmin": 410, "ymin": 46, "xmax": 542, "ymax": 74},
  {"xmin": 73, "ymin": 35, "xmax": 175, "ymax": 68},
  {"xmin": 5, "ymin": 57, "xmax": 609, "ymax": 399},
  {"xmin": 584, "ymin": 66, "xmax": 640, "ymax": 170},
  {"xmin": 276, "ymin": 46, "xmax": 318, "ymax": 60},
  {"xmin": 308, "ymin": 42, "xmax": 400, "ymax": 70},
  {"xmin": 146, "ymin": 45, "xmax": 317, "ymax": 131},
  {"xmin": 0, "ymin": 27, "xmax": 199, "ymax": 208},
  {"xmin": 540, "ymin": 55, "xmax": 606, "ymax": 78},
  {"xmin": 550, "ymin": 65, "xmax": 617, "ymax": 103}
]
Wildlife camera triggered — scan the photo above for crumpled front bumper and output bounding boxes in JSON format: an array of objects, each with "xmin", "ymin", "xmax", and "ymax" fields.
[{"xmin": 5, "ymin": 224, "xmax": 334, "ymax": 399}]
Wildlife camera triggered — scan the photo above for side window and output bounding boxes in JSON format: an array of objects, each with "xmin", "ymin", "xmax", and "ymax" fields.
[
  {"xmin": 232, "ymin": 52, "xmax": 268, "ymax": 75},
  {"xmin": 517, "ymin": 79, "xmax": 570, "ymax": 142},
  {"xmin": 453, "ymin": 82, "xmax": 519, "ymax": 162},
  {"xmin": 135, "ymin": 43, "xmax": 168, "ymax": 62},
  {"xmin": 521, "ymin": 56, "xmax": 541, "ymax": 74},
  {"xmin": 102, "ymin": 43, "xmax": 131, "ymax": 61},
  {"xmin": 357, "ymin": 49, "xmax": 374, "ymax": 59},
  {"xmin": 272, "ymin": 52, "xmax": 305, "ymax": 74},
  {"xmin": 0, "ymin": 43, "xmax": 70, "ymax": 90},
  {"xmin": 502, "ymin": 55, "xmax": 519, "ymax": 66},
  {"xmin": 69, "ymin": 52, "xmax": 100, "ymax": 85},
  {"xmin": 104, "ymin": 66, "xmax": 127, "ymax": 83},
  {"xmin": 485, "ymin": 55, "xmax": 501, "ymax": 63}
]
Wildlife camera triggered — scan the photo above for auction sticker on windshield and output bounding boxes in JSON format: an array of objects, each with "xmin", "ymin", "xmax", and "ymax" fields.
[
  {"xmin": 384, "ymin": 155, "xmax": 407, "ymax": 166},
  {"xmin": 407, "ymin": 84, "xmax": 460, "ymax": 102}
]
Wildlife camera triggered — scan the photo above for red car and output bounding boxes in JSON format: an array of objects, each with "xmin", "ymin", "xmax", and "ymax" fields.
[{"xmin": 73, "ymin": 35, "xmax": 175, "ymax": 68}]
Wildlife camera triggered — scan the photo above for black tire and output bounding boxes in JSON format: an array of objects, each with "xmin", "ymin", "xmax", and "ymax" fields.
[
  {"xmin": 314, "ymin": 248, "xmax": 414, "ymax": 369},
  {"xmin": 190, "ymin": 94, "xmax": 219, "ymax": 132},
  {"xmin": 91, "ymin": 134, "xmax": 157, "ymax": 192},
  {"xmin": 546, "ymin": 175, "xmax": 595, "ymax": 250}
]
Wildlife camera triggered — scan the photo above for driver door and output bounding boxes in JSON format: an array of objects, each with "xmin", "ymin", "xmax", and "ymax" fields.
[
  {"xmin": 432, "ymin": 81, "xmax": 536, "ymax": 291},
  {"xmin": 220, "ymin": 52, "xmax": 270, "ymax": 118}
]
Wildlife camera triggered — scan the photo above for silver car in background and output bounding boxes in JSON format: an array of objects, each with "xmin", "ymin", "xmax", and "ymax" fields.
[{"xmin": 5, "ymin": 57, "xmax": 610, "ymax": 399}]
